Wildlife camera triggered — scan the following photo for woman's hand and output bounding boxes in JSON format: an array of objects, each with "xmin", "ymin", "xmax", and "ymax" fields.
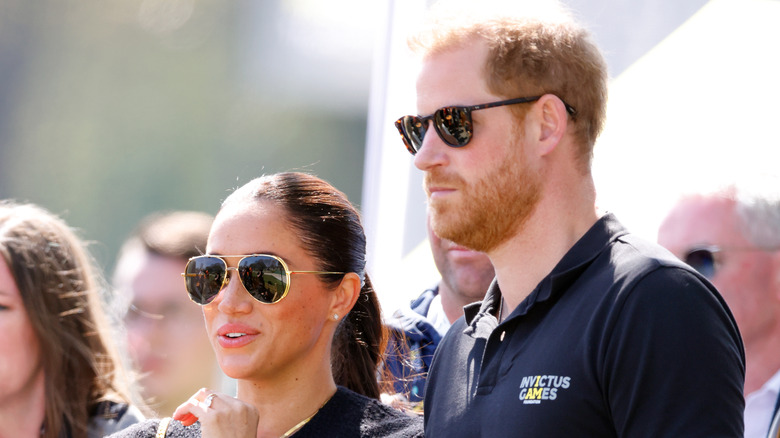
[{"xmin": 173, "ymin": 388, "xmax": 259, "ymax": 438}]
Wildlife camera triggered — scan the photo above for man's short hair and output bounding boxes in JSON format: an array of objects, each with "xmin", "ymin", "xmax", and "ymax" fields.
[
  {"xmin": 689, "ymin": 175, "xmax": 780, "ymax": 249},
  {"xmin": 409, "ymin": 0, "xmax": 608, "ymax": 170},
  {"xmin": 121, "ymin": 211, "xmax": 213, "ymax": 260}
]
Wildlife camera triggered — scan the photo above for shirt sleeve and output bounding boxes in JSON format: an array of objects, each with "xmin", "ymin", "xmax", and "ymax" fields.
[{"xmin": 603, "ymin": 267, "xmax": 745, "ymax": 437}]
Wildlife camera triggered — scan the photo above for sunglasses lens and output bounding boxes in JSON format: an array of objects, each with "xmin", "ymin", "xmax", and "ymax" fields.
[
  {"xmin": 184, "ymin": 257, "xmax": 227, "ymax": 304},
  {"xmin": 238, "ymin": 256, "xmax": 289, "ymax": 304},
  {"xmin": 435, "ymin": 107, "xmax": 472, "ymax": 147},
  {"xmin": 684, "ymin": 249, "xmax": 715, "ymax": 279},
  {"xmin": 397, "ymin": 116, "xmax": 426, "ymax": 155}
]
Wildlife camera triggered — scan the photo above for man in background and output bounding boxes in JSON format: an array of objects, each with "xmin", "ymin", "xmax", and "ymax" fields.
[
  {"xmin": 385, "ymin": 216, "xmax": 495, "ymax": 403},
  {"xmin": 658, "ymin": 178, "xmax": 780, "ymax": 438},
  {"xmin": 113, "ymin": 211, "xmax": 227, "ymax": 417}
]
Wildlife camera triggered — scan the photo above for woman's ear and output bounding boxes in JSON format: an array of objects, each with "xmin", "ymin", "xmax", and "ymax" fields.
[{"xmin": 328, "ymin": 272, "xmax": 361, "ymax": 321}]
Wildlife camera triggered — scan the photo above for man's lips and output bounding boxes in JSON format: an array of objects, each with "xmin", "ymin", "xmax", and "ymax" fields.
[{"xmin": 426, "ymin": 186, "xmax": 456, "ymax": 198}]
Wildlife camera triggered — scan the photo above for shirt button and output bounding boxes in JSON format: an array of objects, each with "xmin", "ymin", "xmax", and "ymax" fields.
[{"xmin": 500, "ymin": 331, "xmax": 506, "ymax": 341}]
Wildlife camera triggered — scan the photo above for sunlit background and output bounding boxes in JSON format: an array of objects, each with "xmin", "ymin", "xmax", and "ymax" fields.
[
  {"xmin": 2, "ymin": 0, "xmax": 778, "ymax": 314},
  {"xmin": 0, "ymin": 0, "xmax": 382, "ymax": 270}
]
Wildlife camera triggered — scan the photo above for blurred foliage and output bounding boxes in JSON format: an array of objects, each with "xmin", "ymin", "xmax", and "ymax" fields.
[{"xmin": 0, "ymin": 0, "xmax": 371, "ymax": 274}]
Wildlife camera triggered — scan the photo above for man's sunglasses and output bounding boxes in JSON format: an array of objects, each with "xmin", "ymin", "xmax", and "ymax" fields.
[
  {"xmin": 394, "ymin": 95, "xmax": 577, "ymax": 155},
  {"xmin": 182, "ymin": 254, "xmax": 345, "ymax": 305},
  {"xmin": 684, "ymin": 245, "xmax": 780, "ymax": 279},
  {"xmin": 683, "ymin": 246, "xmax": 721, "ymax": 280}
]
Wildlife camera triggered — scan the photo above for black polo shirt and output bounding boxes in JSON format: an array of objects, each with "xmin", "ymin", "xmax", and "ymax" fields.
[{"xmin": 423, "ymin": 214, "xmax": 745, "ymax": 437}]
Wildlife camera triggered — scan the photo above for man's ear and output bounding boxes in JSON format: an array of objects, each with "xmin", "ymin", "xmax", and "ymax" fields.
[
  {"xmin": 534, "ymin": 94, "xmax": 570, "ymax": 156},
  {"xmin": 328, "ymin": 272, "xmax": 362, "ymax": 321}
]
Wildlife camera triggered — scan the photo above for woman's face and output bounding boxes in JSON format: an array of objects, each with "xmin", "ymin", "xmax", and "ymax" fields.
[
  {"xmin": 0, "ymin": 256, "xmax": 44, "ymax": 402},
  {"xmin": 202, "ymin": 200, "xmax": 337, "ymax": 381}
]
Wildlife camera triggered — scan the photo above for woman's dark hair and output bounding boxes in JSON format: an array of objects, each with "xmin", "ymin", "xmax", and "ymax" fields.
[
  {"xmin": 0, "ymin": 201, "xmax": 134, "ymax": 438},
  {"xmin": 221, "ymin": 172, "xmax": 387, "ymax": 399}
]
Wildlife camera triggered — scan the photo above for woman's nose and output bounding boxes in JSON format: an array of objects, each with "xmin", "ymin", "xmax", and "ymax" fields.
[{"xmin": 214, "ymin": 268, "xmax": 253, "ymax": 314}]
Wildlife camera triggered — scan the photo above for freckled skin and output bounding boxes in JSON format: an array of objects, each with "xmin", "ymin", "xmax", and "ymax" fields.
[{"xmin": 202, "ymin": 200, "xmax": 335, "ymax": 384}]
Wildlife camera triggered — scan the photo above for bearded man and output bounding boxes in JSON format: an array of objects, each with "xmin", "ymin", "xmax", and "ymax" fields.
[{"xmin": 393, "ymin": 1, "xmax": 745, "ymax": 436}]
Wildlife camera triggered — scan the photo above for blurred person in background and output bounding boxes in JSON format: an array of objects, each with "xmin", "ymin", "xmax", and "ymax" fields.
[
  {"xmin": 384, "ymin": 215, "xmax": 494, "ymax": 405},
  {"xmin": 658, "ymin": 177, "xmax": 780, "ymax": 438},
  {"xmin": 0, "ymin": 200, "xmax": 143, "ymax": 438},
  {"xmin": 111, "ymin": 172, "xmax": 422, "ymax": 437},
  {"xmin": 113, "ymin": 211, "xmax": 228, "ymax": 418}
]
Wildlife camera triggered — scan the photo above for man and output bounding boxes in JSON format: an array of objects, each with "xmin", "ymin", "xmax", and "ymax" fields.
[
  {"xmin": 113, "ymin": 211, "xmax": 227, "ymax": 417},
  {"xmin": 658, "ymin": 181, "xmax": 780, "ymax": 438},
  {"xmin": 393, "ymin": 1, "xmax": 745, "ymax": 435},
  {"xmin": 385, "ymin": 216, "xmax": 495, "ymax": 403}
]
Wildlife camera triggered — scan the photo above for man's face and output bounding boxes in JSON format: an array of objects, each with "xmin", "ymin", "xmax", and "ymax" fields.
[
  {"xmin": 428, "ymin": 217, "xmax": 495, "ymax": 304},
  {"xmin": 658, "ymin": 196, "xmax": 779, "ymax": 346},
  {"xmin": 117, "ymin": 249, "xmax": 218, "ymax": 413},
  {"xmin": 413, "ymin": 39, "xmax": 542, "ymax": 253}
]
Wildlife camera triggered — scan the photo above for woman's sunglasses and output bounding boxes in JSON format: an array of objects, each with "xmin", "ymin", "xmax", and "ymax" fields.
[
  {"xmin": 182, "ymin": 254, "xmax": 345, "ymax": 305},
  {"xmin": 394, "ymin": 95, "xmax": 576, "ymax": 155}
]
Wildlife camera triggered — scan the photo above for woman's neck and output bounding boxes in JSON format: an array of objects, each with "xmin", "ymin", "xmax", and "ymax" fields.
[
  {"xmin": 236, "ymin": 366, "xmax": 338, "ymax": 438},
  {"xmin": 0, "ymin": 369, "xmax": 46, "ymax": 438}
]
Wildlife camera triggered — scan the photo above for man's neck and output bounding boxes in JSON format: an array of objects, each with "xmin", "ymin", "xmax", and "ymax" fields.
[
  {"xmin": 489, "ymin": 175, "xmax": 598, "ymax": 315},
  {"xmin": 438, "ymin": 283, "xmax": 479, "ymax": 324}
]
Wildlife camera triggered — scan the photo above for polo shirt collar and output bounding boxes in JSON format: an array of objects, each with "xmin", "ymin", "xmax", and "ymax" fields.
[{"xmin": 463, "ymin": 213, "xmax": 628, "ymax": 335}]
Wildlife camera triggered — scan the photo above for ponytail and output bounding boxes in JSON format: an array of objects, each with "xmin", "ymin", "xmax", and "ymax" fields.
[{"xmin": 331, "ymin": 275, "xmax": 388, "ymax": 399}]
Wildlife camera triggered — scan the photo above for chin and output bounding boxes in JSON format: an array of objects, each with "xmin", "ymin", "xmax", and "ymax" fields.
[
  {"xmin": 429, "ymin": 205, "xmax": 458, "ymax": 236},
  {"xmin": 217, "ymin": 357, "xmax": 256, "ymax": 380}
]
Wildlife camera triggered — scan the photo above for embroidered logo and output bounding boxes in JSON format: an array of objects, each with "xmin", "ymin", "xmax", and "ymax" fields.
[{"xmin": 518, "ymin": 375, "xmax": 571, "ymax": 404}]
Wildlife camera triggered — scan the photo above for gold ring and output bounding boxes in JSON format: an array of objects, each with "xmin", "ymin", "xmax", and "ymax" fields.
[{"xmin": 203, "ymin": 393, "xmax": 217, "ymax": 408}]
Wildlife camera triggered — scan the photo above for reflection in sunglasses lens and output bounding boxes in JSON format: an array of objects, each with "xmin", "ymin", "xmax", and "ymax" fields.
[
  {"xmin": 239, "ymin": 256, "xmax": 288, "ymax": 304},
  {"xmin": 184, "ymin": 255, "xmax": 292, "ymax": 305},
  {"xmin": 404, "ymin": 117, "xmax": 427, "ymax": 152},
  {"xmin": 185, "ymin": 257, "xmax": 226, "ymax": 304},
  {"xmin": 436, "ymin": 107, "xmax": 472, "ymax": 146}
]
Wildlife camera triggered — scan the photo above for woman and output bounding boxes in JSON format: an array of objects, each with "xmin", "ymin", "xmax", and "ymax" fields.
[
  {"xmin": 113, "ymin": 172, "xmax": 422, "ymax": 437},
  {"xmin": 0, "ymin": 201, "xmax": 144, "ymax": 437}
]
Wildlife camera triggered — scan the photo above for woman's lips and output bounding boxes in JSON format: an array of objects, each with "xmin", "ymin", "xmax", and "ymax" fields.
[{"xmin": 216, "ymin": 323, "xmax": 259, "ymax": 348}]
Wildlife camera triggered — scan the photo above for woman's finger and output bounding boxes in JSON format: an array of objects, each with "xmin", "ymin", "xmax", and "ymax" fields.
[{"xmin": 172, "ymin": 388, "xmax": 217, "ymax": 426}]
